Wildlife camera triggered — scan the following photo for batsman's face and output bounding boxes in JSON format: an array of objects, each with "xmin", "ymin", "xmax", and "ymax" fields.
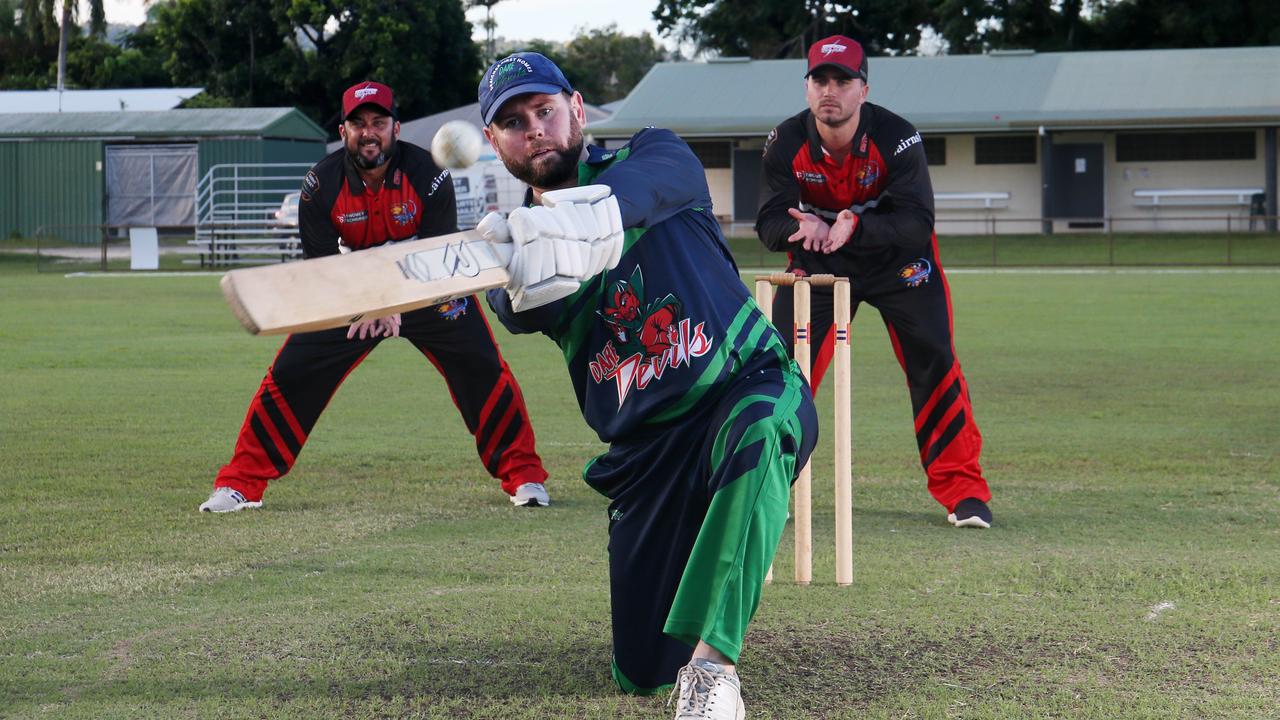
[
  {"xmin": 341, "ymin": 108, "xmax": 399, "ymax": 170},
  {"xmin": 806, "ymin": 69, "xmax": 867, "ymax": 129},
  {"xmin": 484, "ymin": 91, "xmax": 586, "ymax": 191}
]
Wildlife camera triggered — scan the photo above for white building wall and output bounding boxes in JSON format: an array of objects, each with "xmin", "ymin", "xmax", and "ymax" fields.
[
  {"xmin": 928, "ymin": 134, "xmax": 1044, "ymax": 235},
  {"xmin": 1105, "ymin": 129, "xmax": 1267, "ymax": 233},
  {"xmin": 696, "ymin": 129, "xmax": 1272, "ymax": 236},
  {"xmin": 706, "ymin": 168, "xmax": 734, "ymax": 220}
]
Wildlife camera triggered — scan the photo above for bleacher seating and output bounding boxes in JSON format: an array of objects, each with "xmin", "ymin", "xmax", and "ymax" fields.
[
  {"xmin": 1133, "ymin": 188, "xmax": 1263, "ymax": 207},
  {"xmin": 934, "ymin": 191, "xmax": 1011, "ymax": 209}
]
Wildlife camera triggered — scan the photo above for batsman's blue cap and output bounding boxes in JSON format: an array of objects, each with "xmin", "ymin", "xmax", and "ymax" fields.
[{"xmin": 478, "ymin": 52, "xmax": 574, "ymax": 126}]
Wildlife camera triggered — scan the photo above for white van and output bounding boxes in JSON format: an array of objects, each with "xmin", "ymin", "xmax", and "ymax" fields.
[{"xmin": 451, "ymin": 154, "xmax": 526, "ymax": 230}]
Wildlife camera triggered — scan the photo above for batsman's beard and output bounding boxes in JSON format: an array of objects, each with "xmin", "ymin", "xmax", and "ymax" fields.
[{"xmin": 500, "ymin": 115, "xmax": 584, "ymax": 189}]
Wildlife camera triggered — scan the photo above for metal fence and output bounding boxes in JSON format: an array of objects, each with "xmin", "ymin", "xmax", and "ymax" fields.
[{"xmin": 192, "ymin": 163, "xmax": 310, "ymax": 267}]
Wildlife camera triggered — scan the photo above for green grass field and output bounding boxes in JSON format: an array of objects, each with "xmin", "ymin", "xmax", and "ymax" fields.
[
  {"xmin": 13, "ymin": 229, "xmax": 1280, "ymax": 274},
  {"xmin": 1, "ymin": 252, "xmax": 1277, "ymax": 719},
  {"xmin": 723, "ymin": 232, "xmax": 1280, "ymax": 269}
]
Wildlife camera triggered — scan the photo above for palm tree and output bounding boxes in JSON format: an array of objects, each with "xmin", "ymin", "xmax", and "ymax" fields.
[{"xmin": 468, "ymin": 0, "xmax": 506, "ymax": 63}]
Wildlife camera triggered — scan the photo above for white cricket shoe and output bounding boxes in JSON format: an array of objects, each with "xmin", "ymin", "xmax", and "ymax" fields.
[
  {"xmin": 670, "ymin": 658, "xmax": 746, "ymax": 720},
  {"xmin": 199, "ymin": 487, "xmax": 263, "ymax": 513},
  {"xmin": 510, "ymin": 482, "xmax": 550, "ymax": 507},
  {"xmin": 947, "ymin": 497, "xmax": 992, "ymax": 529}
]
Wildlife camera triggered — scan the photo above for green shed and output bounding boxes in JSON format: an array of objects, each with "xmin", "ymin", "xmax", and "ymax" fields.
[{"xmin": 0, "ymin": 108, "xmax": 327, "ymax": 243}]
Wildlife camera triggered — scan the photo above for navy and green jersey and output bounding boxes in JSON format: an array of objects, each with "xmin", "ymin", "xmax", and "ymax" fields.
[{"xmin": 487, "ymin": 128, "xmax": 792, "ymax": 442}]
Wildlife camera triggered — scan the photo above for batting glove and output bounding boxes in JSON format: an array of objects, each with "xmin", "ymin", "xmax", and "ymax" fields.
[
  {"xmin": 477, "ymin": 211, "xmax": 513, "ymax": 264},
  {"xmin": 477, "ymin": 209, "xmax": 573, "ymax": 311},
  {"xmin": 538, "ymin": 184, "xmax": 624, "ymax": 277},
  {"xmin": 496, "ymin": 185, "xmax": 624, "ymax": 311}
]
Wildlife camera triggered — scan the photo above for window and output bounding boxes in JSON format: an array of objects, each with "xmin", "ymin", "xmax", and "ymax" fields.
[
  {"xmin": 1116, "ymin": 132, "xmax": 1255, "ymax": 162},
  {"xmin": 685, "ymin": 140, "xmax": 731, "ymax": 169},
  {"xmin": 975, "ymin": 135, "xmax": 1037, "ymax": 165},
  {"xmin": 923, "ymin": 136, "xmax": 946, "ymax": 166}
]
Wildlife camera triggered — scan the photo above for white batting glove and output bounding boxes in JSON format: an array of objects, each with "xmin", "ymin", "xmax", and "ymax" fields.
[
  {"xmin": 477, "ymin": 210, "xmax": 554, "ymax": 311},
  {"xmin": 502, "ymin": 204, "xmax": 584, "ymax": 311},
  {"xmin": 477, "ymin": 211, "xmax": 512, "ymax": 264},
  {"xmin": 539, "ymin": 184, "xmax": 624, "ymax": 276},
  {"xmin": 496, "ymin": 184, "xmax": 621, "ymax": 311}
]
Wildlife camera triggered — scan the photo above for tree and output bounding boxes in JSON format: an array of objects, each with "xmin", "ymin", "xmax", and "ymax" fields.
[
  {"xmin": 467, "ymin": 0, "xmax": 506, "ymax": 63},
  {"xmin": 19, "ymin": 0, "xmax": 57, "ymax": 46},
  {"xmin": 63, "ymin": 29, "xmax": 169, "ymax": 89},
  {"xmin": 1089, "ymin": 0, "xmax": 1280, "ymax": 49},
  {"xmin": 146, "ymin": 0, "xmax": 480, "ymax": 129},
  {"xmin": 557, "ymin": 25, "xmax": 666, "ymax": 104},
  {"xmin": 653, "ymin": 0, "xmax": 935, "ymax": 58},
  {"xmin": 654, "ymin": 0, "xmax": 817, "ymax": 58},
  {"xmin": 0, "ymin": 0, "xmax": 56, "ymax": 87},
  {"xmin": 280, "ymin": 0, "xmax": 480, "ymax": 126},
  {"xmin": 88, "ymin": 0, "xmax": 104, "ymax": 38},
  {"xmin": 151, "ymin": 0, "xmax": 297, "ymax": 106},
  {"xmin": 927, "ymin": 0, "xmax": 1097, "ymax": 53}
]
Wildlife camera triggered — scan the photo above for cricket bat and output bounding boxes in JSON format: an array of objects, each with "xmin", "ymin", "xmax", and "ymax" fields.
[{"xmin": 220, "ymin": 230, "xmax": 509, "ymax": 335}]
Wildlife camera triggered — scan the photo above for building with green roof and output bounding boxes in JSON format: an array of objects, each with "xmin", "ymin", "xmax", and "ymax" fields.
[
  {"xmin": 588, "ymin": 46, "xmax": 1279, "ymax": 234},
  {"xmin": 0, "ymin": 108, "xmax": 327, "ymax": 243}
]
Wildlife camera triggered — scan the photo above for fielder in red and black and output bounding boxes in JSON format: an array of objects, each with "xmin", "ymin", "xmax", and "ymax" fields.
[
  {"xmin": 756, "ymin": 36, "xmax": 993, "ymax": 527},
  {"xmin": 201, "ymin": 81, "xmax": 548, "ymax": 513}
]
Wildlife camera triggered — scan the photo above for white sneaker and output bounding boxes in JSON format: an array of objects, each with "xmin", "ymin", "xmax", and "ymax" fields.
[
  {"xmin": 947, "ymin": 497, "xmax": 992, "ymax": 529},
  {"xmin": 670, "ymin": 658, "xmax": 746, "ymax": 719},
  {"xmin": 198, "ymin": 487, "xmax": 262, "ymax": 513},
  {"xmin": 510, "ymin": 482, "xmax": 550, "ymax": 507}
]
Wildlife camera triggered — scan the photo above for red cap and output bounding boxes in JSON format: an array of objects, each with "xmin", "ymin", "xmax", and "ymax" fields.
[
  {"xmin": 342, "ymin": 81, "xmax": 396, "ymax": 120},
  {"xmin": 807, "ymin": 35, "xmax": 867, "ymax": 81}
]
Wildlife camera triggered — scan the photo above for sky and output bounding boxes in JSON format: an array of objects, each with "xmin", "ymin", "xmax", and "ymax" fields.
[{"xmin": 100, "ymin": 1, "xmax": 667, "ymax": 44}]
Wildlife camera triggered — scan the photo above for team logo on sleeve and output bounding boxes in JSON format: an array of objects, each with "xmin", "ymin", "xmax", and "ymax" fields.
[
  {"xmin": 301, "ymin": 171, "xmax": 319, "ymax": 202},
  {"xmin": 894, "ymin": 132, "xmax": 923, "ymax": 156},
  {"xmin": 589, "ymin": 267, "xmax": 713, "ymax": 407},
  {"xmin": 898, "ymin": 258, "xmax": 932, "ymax": 287},
  {"xmin": 762, "ymin": 128, "xmax": 778, "ymax": 157}
]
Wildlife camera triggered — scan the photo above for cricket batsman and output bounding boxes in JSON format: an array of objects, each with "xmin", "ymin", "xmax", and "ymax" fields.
[{"xmin": 475, "ymin": 52, "xmax": 818, "ymax": 719}]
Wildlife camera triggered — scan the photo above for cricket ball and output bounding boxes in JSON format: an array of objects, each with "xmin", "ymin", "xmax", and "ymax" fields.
[{"xmin": 431, "ymin": 119, "xmax": 483, "ymax": 170}]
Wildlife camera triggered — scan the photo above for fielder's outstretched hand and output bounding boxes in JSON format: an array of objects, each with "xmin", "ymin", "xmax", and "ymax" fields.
[
  {"xmin": 787, "ymin": 208, "xmax": 830, "ymax": 252},
  {"xmin": 822, "ymin": 209, "xmax": 859, "ymax": 254}
]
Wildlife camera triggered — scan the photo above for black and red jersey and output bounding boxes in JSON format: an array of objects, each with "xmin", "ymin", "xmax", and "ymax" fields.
[
  {"xmin": 298, "ymin": 141, "xmax": 456, "ymax": 258},
  {"xmin": 756, "ymin": 103, "xmax": 935, "ymax": 275}
]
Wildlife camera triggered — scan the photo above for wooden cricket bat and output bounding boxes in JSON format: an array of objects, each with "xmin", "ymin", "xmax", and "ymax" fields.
[{"xmin": 220, "ymin": 230, "xmax": 509, "ymax": 335}]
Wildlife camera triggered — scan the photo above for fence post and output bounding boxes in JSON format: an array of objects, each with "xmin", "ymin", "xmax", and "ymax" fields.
[{"xmin": 1106, "ymin": 216, "xmax": 1113, "ymax": 266}]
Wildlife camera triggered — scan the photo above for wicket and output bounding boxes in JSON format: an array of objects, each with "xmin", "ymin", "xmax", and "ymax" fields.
[{"xmin": 755, "ymin": 273, "xmax": 854, "ymax": 587}]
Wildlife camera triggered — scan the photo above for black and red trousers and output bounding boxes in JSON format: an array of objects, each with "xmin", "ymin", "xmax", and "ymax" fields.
[
  {"xmin": 770, "ymin": 245, "xmax": 989, "ymax": 512},
  {"xmin": 214, "ymin": 296, "xmax": 546, "ymax": 501}
]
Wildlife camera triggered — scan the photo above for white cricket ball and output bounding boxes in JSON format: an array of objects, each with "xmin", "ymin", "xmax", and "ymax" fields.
[{"xmin": 431, "ymin": 119, "xmax": 483, "ymax": 169}]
